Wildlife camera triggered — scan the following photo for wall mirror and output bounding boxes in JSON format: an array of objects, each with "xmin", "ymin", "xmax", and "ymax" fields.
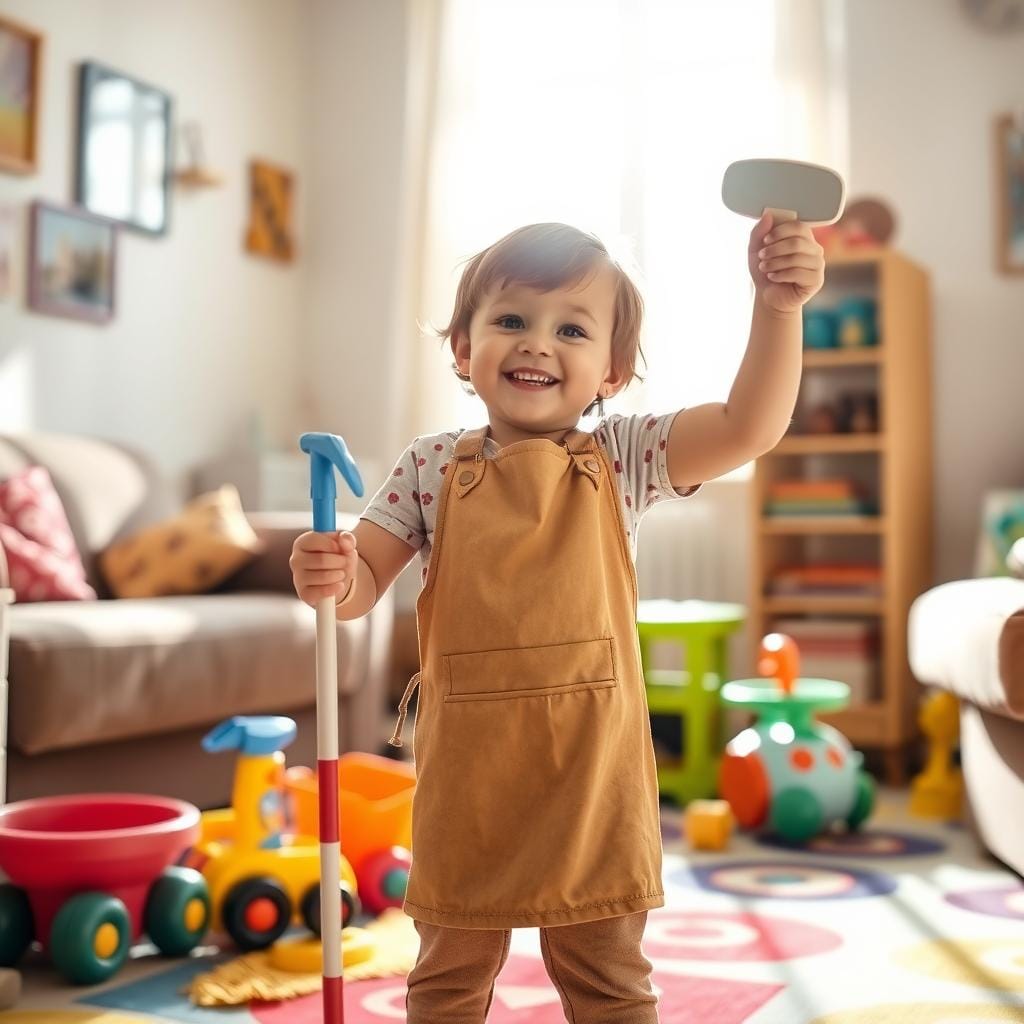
[{"xmin": 76, "ymin": 61, "xmax": 173, "ymax": 236}]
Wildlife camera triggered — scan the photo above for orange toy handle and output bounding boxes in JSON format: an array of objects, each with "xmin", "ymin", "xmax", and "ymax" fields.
[{"xmin": 757, "ymin": 633, "xmax": 800, "ymax": 695}]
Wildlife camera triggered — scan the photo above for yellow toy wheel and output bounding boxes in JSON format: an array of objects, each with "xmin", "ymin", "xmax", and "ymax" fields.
[{"xmin": 268, "ymin": 928, "xmax": 376, "ymax": 974}]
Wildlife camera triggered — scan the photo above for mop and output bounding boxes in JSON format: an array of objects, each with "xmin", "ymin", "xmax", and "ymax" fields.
[{"xmin": 299, "ymin": 432, "xmax": 365, "ymax": 1024}]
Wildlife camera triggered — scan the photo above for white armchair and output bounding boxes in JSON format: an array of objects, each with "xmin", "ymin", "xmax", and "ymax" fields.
[{"xmin": 908, "ymin": 571, "xmax": 1024, "ymax": 875}]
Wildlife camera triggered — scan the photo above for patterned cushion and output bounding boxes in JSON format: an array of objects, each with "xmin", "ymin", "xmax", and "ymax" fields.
[
  {"xmin": 99, "ymin": 485, "xmax": 264, "ymax": 598},
  {"xmin": 0, "ymin": 465, "xmax": 97, "ymax": 602}
]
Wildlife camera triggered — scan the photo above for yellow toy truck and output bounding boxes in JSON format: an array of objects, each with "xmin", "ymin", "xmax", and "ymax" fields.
[{"xmin": 184, "ymin": 716, "xmax": 360, "ymax": 951}]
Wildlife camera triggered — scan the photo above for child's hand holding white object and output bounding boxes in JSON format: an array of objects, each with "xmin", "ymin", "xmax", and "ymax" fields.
[{"xmin": 748, "ymin": 212, "xmax": 826, "ymax": 316}]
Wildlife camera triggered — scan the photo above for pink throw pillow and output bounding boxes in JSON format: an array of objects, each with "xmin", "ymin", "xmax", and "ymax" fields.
[{"xmin": 0, "ymin": 465, "xmax": 97, "ymax": 602}]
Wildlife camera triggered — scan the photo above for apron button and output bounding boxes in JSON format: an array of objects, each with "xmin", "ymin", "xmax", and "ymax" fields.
[
  {"xmin": 584, "ymin": 458, "xmax": 599, "ymax": 473},
  {"xmin": 458, "ymin": 470, "xmax": 474, "ymax": 485}
]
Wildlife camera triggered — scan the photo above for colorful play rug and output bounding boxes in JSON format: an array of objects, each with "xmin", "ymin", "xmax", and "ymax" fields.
[{"xmin": 5, "ymin": 788, "xmax": 1024, "ymax": 1023}]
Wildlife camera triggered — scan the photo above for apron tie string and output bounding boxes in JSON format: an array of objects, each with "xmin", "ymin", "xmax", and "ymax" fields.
[{"xmin": 387, "ymin": 671, "xmax": 421, "ymax": 748}]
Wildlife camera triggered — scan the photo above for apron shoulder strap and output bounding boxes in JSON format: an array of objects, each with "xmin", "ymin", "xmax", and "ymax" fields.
[
  {"xmin": 562, "ymin": 428, "xmax": 597, "ymax": 454},
  {"xmin": 451, "ymin": 426, "xmax": 599, "ymax": 489},
  {"xmin": 563, "ymin": 428, "xmax": 602, "ymax": 489},
  {"xmin": 454, "ymin": 426, "xmax": 489, "ymax": 460},
  {"xmin": 452, "ymin": 427, "xmax": 488, "ymax": 499}
]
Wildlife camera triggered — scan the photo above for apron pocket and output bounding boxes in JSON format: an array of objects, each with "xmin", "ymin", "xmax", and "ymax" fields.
[{"xmin": 442, "ymin": 637, "xmax": 618, "ymax": 703}]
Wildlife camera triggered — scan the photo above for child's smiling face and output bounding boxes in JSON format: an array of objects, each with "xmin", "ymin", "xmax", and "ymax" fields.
[{"xmin": 454, "ymin": 263, "xmax": 626, "ymax": 443}]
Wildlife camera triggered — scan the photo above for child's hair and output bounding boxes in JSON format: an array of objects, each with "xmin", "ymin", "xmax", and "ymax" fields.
[{"xmin": 437, "ymin": 223, "xmax": 647, "ymax": 418}]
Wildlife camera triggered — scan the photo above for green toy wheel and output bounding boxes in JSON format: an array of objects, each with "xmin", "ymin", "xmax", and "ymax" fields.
[
  {"xmin": 50, "ymin": 892, "xmax": 130, "ymax": 985},
  {"xmin": 847, "ymin": 771, "xmax": 875, "ymax": 830},
  {"xmin": 144, "ymin": 866, "xmax": 211, "ymax": 956},
  {"xmin": 771, "ymin": 786, "xmax": 824, "ymax": 843},
  {"xmin": 0, "ymin": 883, "xmax": 33, "ymax": 966}
]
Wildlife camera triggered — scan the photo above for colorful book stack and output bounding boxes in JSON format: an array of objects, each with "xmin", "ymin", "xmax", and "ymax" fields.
[
  {"xmin": 769, "ymin": 563, "xmax": 883, "ymax": 597},
  {"xmin": 765, "ymin": 479, "xmax": 877, "ymax": 517},
  {"xmin": 772, "ymin": 617, "xmax": 880, "ymax": 704}
]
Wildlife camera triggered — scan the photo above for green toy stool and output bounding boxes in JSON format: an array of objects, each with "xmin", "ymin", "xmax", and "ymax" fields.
[{"xmin": 636, "ymin": 599, "xmax": 746, "ymax": 805}]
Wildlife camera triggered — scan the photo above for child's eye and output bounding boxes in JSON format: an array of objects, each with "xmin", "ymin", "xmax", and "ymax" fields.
[
  {"xmin": 560, "ymin": 324, "xmax": 588, "ymax": 339},
  {"xmin": 495, "ymin": 314, "xmax": 523, "ymax": 329}
]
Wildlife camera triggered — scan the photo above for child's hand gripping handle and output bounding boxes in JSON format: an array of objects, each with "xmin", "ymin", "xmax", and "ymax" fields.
[
  {"xmin": 298, "ymin": 432, "xmax": 364, "ymax": 1024},
  {"xmin": 762, "ymin": 207, "xmax": 797, "ymax": 225}
]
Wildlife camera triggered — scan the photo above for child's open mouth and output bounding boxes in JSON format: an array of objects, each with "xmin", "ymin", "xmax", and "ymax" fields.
[{"xmin": 503, "ymin": 372, "xmax": 559, "ymax": 391}]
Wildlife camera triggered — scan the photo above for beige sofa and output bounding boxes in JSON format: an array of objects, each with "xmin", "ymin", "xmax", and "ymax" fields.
[
  {"xmin": 0, "ymin": 433, "xmax": 393, "ymax": 809},
  {"xmin": 908, "ymin": 575, "xmax": 1024, "ymax": 876}
]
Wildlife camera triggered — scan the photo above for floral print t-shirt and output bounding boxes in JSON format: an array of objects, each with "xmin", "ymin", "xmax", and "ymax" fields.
[{"xmin": 358, "ymin": 411, "xmax": 701, "ymax": 584}]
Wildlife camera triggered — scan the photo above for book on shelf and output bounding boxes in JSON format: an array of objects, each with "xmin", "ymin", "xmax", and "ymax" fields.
[
  {"xmin": 765, "ymin": 478, "xmax": 878, "ymax": 517},
  {"xmin": 769, "ymin": 584, "xmax": 883, "ymax": 597},
  {"xmin": 769, "ymin": 564, "xmax": 882, "ymax": 596},
  {"xmin": 769, "ymin": 480, "xmax": 861, "ymax": 498},
  {"xmin": 765, "ymin": 500, "xmax": 878, "ymax": 516},
  {"xmin": 772, "ymin": 617, "xmax": 878, "ymax": 637}
]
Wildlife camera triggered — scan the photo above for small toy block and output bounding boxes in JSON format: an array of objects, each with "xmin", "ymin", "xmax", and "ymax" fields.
[{"xmin": 685, "ymin": 799, "xmax": 734, "ymax": 850}]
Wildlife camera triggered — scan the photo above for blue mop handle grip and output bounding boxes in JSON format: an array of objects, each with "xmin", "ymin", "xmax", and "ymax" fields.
[{"xmin": 299, "ymin": 432, "xmax": 365, "ymax": 533}]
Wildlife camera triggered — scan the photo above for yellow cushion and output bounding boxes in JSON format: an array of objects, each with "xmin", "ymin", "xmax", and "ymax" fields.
[{"xmin": 100, "ymin": 485, "xmax": 264, "ymax": 598}]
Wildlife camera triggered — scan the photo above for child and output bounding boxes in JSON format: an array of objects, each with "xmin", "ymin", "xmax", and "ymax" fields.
[{"xmin": 290, "ymin": 218, "xmax": 824, "ymax": 1022}]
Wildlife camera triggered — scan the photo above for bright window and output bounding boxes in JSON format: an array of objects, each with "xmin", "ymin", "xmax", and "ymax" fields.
[{"xmin": 421, "ymin": 0, "xmax": 846, "ymax": 466}]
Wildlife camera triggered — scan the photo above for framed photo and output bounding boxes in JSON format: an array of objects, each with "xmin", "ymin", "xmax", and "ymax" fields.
[
  {"xmin": 0, "ymin": 203, "xmax": 13, "ymax": 299},
  {"xmin": 995, "ymin": 113, "xmax": 1024, "ymax": 274},
  {"xmin": 76, "ymin": 61, "xmax": 173, "ymax": 236},
  {"xmin": 28, "ymin": 200, "xmax": 117, "ymax": 324},
  {"xmin": 0, "ymin": 15, "xmax": 43, "ymax": 174},
  {"xmin": 975, "ymin": 489, "xmax": 1024, "ymax": 577},
  {"xmin": 245, "ymin": 159, "xmax": 295, "ymax": 262}
]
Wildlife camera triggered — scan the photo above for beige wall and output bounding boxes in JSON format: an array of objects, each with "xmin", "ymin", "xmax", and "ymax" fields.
[
  {"xmin": 300, "ymin": 0, "xmax": 411, "ymax": 463},
  {"xmin": 843, "ymin": 0, "xmax": 1024, "ymax": 581},
  {"xmin": 0, "ymin": 0, "xmax": 311, "ymax": 485}
]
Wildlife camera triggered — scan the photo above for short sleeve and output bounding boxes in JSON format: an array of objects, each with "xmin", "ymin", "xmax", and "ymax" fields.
[
  {"xmin": 595, "ymin": 411, "xmax": 702, "ymax": 518},
  {"xmin": 358, "ymin": 440, "xmax": 426, "ymax": 551}
]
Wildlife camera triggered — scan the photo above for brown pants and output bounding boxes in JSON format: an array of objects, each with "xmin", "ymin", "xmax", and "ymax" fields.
[{"xmin": 405, "ymin": 911, "xmax": 659, "ymax": 1023}]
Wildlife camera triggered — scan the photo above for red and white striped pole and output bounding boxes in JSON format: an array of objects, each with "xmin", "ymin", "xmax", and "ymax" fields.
[
  {"xmin": 316, "ymin": 593, "xmax": 343, "ymax": 1021},
  {"xmin": 300, "ymin": 433, "xmax": 364, "ymax": 1024}
]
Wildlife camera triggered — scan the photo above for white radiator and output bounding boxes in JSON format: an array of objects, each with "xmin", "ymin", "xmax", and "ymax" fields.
[
  {"xmin": 635, "ymin": 479, "xmax": 755, "ymax": 678},
  {"xmin": 636, "ymin": 480, "xmax": 750, "ymax": 602}
]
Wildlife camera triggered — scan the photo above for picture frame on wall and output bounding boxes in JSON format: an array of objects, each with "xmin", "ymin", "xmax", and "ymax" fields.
[
  {"xmin": 28, "ymin": 200, "xmax": 117, "ymax": 324},
  {"xmin": 0, "ymin": 14, "xmax": 43, "ymax": 175},
  {"xmin": 995, "ymin": 112, "xmax": 1024, "ymax": 275},
  {"xmin": 0, "ymin": 203, "xmax": 14, "ymax": 299},
  {"xmin": 245, "ymin": 159, "xmax": 295, "ymax": 263},
  {"xmin": 76, "ymin": 61, "xmax": 173, "ymax": 236},
  {"xmin": 975, "ymin": 489, "xmax": 1024, "ymax": 576}
]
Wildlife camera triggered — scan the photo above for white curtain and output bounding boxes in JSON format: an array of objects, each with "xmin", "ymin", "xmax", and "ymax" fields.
[{"xmin": 396, "ymin": 0, "xmax": 849, "ymax": 446}]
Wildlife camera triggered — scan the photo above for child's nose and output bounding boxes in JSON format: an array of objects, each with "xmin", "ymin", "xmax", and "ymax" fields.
[{"xmin": 517, "ymin": 330, "xmax": 553, "ymax": 354}]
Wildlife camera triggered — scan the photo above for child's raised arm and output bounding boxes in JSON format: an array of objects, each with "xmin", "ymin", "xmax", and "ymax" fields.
[{"xmin": 661, "ymin": 212, "xmax": 825, "ymax": 489}]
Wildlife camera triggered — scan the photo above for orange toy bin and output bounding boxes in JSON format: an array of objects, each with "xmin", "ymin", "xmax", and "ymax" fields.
[{"xmin": 285, "ymin": 753, "xmax": 415, "ymax": 876}]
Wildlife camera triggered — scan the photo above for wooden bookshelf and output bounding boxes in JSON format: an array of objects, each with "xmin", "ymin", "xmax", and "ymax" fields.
[{"xmin": 750, "ymin": 246, "xmax": 933, "ymax": 784}]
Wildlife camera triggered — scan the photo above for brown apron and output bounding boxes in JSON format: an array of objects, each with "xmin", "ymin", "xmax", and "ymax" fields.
[{"xmin": 388, "ymin": 425, "xmax": 664, "ymax": 929}]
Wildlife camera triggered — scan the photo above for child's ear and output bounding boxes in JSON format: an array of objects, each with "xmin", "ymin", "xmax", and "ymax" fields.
[
  {"xmin": 602, "ymin": 367, "xmax": 628, "ymax": 399},
  {"xmin": 452, "ymin": 332, "xmax": 470, "ymax": 375}
]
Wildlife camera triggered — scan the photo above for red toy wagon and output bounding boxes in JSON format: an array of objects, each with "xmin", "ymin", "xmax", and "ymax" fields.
[{"xmin": 0, "ymin": 793, "xmax": 210, "ymax": 985}]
